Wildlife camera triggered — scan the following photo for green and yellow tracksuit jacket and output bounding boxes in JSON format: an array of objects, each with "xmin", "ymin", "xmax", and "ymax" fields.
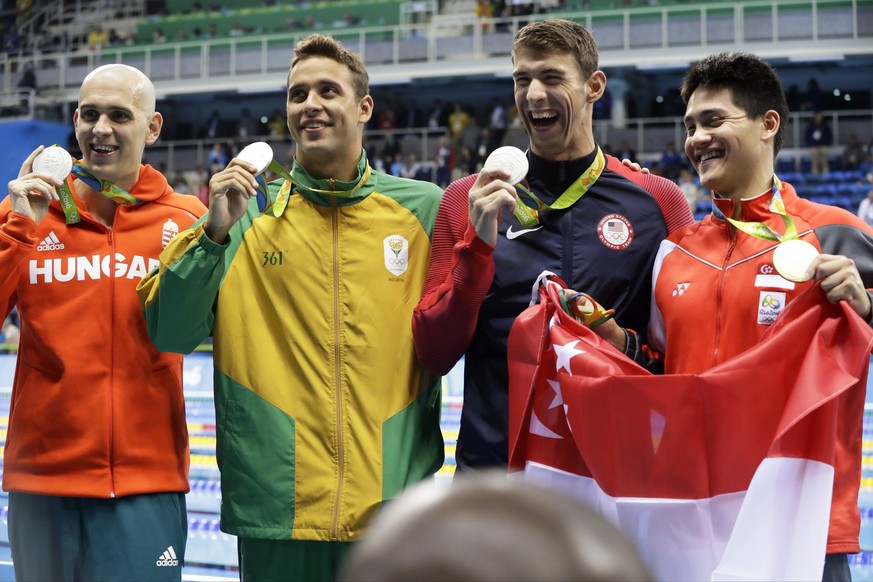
[{"xmin": 138, "ymin": 154, "xmax": 444, "ymax": 541}]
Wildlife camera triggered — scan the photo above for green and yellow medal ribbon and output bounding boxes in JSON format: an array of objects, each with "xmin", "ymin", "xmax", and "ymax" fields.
[
  {"xmin": 711, "ymin": 176, "xmax": 798, "ymax": 242},
  {"xmin": 254, "ymin": 160, "xmax": 372, "ymax": 218},
  {"xmin": 53, "ymin": 161, "xmax": 144, "ymax": 225},
  {"xmin": 512, "ymin": 146, "xmax": 606, "ymax": 228}
]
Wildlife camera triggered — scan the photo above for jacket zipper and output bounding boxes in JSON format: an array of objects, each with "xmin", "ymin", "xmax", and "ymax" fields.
[
  {"xmin": 713, "ymin": 226, "xmax": 736, "ymax": 369},
  {"xmin": 107, "ymin": 224, "xmax": 117, "ymax": 498},
  {"xmin": 330, "ymin": 196, "xmax": 344, "ymax": 538}
]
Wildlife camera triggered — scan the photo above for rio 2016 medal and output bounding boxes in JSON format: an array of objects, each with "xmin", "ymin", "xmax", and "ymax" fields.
[
  {"xmin": 773, "ymin": 238, "xmax": 820, "ymax": 282},
  {"xmin": 32, "ymin": 146, "xmax": 73, "ymax": 181},
  {"xmin": 484, "ymin": 146, "xmax": 529, "ymax": 185},
  {"xmin": 237, "ymin": 142, "xmax": 274, "ymax": 176}
]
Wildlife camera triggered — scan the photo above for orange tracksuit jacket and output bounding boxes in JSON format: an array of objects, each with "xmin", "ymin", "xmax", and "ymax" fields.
[{"xmin": 0, "ymin": 165, "xmax": 205, "ymax": 498}]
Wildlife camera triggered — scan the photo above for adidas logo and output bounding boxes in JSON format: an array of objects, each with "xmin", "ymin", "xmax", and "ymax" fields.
[
  {"xmin": 37, "ymin": 231, "xmax": 64, "ymax": 252},
  {"xmin": 155, "ymin": 545, "xmax": 180, "ymax": 567}
]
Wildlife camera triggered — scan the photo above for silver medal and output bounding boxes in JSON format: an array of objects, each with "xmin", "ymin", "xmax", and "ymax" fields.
[
  {"xmin": 483, "ymin": 146, "xmax": 529, "ymax": 185},
  {"xmin": 32, "ymin": 146, "xmax": 73, "ymax": 181}
]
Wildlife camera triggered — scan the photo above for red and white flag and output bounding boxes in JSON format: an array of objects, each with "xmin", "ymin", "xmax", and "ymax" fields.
[{"xmin": 508, "ymin": 274, "xmax": 873, "ymax": 581}]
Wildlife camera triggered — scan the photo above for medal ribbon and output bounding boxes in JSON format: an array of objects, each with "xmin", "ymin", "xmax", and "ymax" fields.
[
  {"xmin": 711, "ymin": 176, "xmax": 798, "ymax": 242},
  {"xmin": 54, "ymin": 162, "xmax": 143, "ymax": 225},
  {"xmin": 253, "ymin": 159, "xmax": 372, "ymax": 218},
  {"xmin": 512, "ymin": 146, "xmax": 606, "ymax": 228}
]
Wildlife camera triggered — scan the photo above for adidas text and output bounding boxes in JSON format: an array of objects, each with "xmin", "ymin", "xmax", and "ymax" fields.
[
  {"xmin": 37, "ymin": 232, "xmax": 64, "ymax": 252},
  {"xmin": 156, "ymin": 546, "xmax": 180, "ymax": 567}
]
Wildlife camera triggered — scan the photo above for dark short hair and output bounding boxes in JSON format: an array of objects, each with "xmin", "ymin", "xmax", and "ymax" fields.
[
  {"xmin": 512, "ymin": 19, "xmax": 599, "ymax": 79},
  {"xmin": 290, "ymin": 34, "xmax": 369, "ymax": 100},
  {"xmin": 681, "ymin": 52, "xmax": 788, "ymax": 155}
]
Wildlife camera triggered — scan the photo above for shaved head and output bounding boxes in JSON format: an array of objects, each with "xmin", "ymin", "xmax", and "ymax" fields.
[{"xmin": 80, "ymin": 64, "xmax": 156, "ymax": 117}]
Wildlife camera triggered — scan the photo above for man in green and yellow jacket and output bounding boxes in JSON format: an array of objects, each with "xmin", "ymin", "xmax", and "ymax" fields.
[{"xmin": 138, "ymin": 34, "xmax": 444, "ymax": 581}]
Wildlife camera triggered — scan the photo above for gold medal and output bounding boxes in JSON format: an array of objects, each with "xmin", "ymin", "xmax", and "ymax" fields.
[{"xmin": 773, "ymin": 239, "xmax": 819, "ymax": 282}]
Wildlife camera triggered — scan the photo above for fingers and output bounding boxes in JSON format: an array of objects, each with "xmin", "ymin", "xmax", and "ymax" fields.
[
  {"xmin": 209, "ymin": 159, "xmax": 260, "ymax": 199},
  {"xmin": 620, "ymin": 158, "xmax": 651, "ymax": 175},
  {"xmin": 18, "ymin": 145, "xmax": 45, "ymax": 179},
  {"xmin": 810, "ymin": 254, "xmax": 871, "ymax": 318},
  {"xmin": 8, "ymin": 174, "xmax": 63, "ymax": 202}
]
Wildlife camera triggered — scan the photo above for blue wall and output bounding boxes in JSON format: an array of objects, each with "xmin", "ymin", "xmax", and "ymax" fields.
[{"xmin": 0, "ymin": 120, "xmax": 72, "ymax": 201}]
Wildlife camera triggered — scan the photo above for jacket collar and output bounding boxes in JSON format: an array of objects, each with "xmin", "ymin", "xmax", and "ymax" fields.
[{"xmin": 289, "ymin": 150, "xmax": 376, "ymax": 207}]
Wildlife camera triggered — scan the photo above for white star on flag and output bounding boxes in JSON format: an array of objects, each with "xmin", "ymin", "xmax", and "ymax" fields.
[
  {"xmin": 554, "ymin": 340, "xmax": 586, "ymax": 374},
  {"xmin": 546, "ymin": 379, "xmax": 563, "ymax": 409}
]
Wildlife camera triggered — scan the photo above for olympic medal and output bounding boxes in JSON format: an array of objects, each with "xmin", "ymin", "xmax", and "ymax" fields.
[
  {"xmin": 237, "ymin": 142, "xmax": 274, "ymax": 176},
  {"xmin": 32, "ymin": 146, "xmax": 73, "ymax": 182},
  {"xmin": 773, "ymin": 238, "xmax": 820, "ymax": 282},
  {"xmin": 484, "ymin": 146, "xmax": 529, "ymax": 185}
]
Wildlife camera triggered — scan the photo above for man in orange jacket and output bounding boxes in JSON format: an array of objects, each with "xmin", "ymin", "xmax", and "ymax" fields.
[{"xmin": 0, "ymin": 64, "xmax": 206, "ymax": 580}]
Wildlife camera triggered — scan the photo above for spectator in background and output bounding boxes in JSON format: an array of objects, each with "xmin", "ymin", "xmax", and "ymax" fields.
[
  {"xmin": 171, "ymin": 173, "xmax": 190, "ymax": 195},
  {"xmin": 401, "ymin": 152, "xmax": 425, "ymax": 180},
  {"xmin": 236, "ymin": 107, "xmax": 257, "ymax": 139},
  {"xmin": 842, "ymin": 134, "xmax": 865, "ymax": 171},
  {"xmin": 16, "ymin": 62, "xmax": 36, "ymax": 115},
  {"xmin": 659, "ymin": 140, "xmax": 685, "ymax": 182},
  {"xmin": 615, "ymin": 138, "xmax": 636, "ymax": 161},
  {"xmin": 267, "ymin": 109, "xmax": 286, "ymax": 137},
  {"xmin": 152, "ymin": 28, "xmax": 167, "ymax": 43},
  {"xmin": 204, "ymin": 109, "xmax": 221, "ymax": 139},
  {"xmin": 488, "ymin": 98, "xmax": 507, "ymax": 149},
  {"xmin": 805, "ymin": 111, "xmax": 833, "ymax": 175},
  {"xmin": 1, "ymin": 311, "xmax": 20, "ymax": 347},
  {"xmin": 208, "ymin": 142, "xmax": 228, "ymax": 174},
  {"xmin": 803, "ymin": 77, "xmax": 825, "ymax": 112},
  {"xmin": 87, "ymin": 25, "xmax": 107, "ymax": 51},
  {"xmin": 677, "ymin": 168, "xmax": 703, "ymax": 210},
  {"xmin": 474, "ymin": 0, "xmax": 494, "ymax": 31},
  {"xmin": 434, "ymin": 134, "xmax": 454, "ymax": 187},
  {"xmin": 857, "ymin": 189, "xmax": 873, "ymax": 227},
  {"xmin": 381, "ymin": 131, "xmax": 401, "ymax": 161},
  {"xmin": 449, "ymin": 103, "xmax": 472, "ymax": 140}
]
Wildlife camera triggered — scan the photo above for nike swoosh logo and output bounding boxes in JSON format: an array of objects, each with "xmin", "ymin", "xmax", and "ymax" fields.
[{"xmin": 506, "ymin": 225, "xmax": 543, "ymax": 239}]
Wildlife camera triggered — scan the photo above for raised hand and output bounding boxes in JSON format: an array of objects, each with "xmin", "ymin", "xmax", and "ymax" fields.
[
  {"xmin": 808, "ymin": 253, "xmax": 872, "ymax": 319},
  {"xmin": 8, "ymin": 146, "xmax": 62, "ymax": 224},
  {"xmin": 468, "ymin": 167, "xmax": 518, "ymax": 247},
  {"xmin": 204, "ymin": 158, "xmax": 260, "ymax": 243}
]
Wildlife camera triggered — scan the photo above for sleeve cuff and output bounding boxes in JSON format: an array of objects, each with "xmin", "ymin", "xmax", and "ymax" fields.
[
  {"xmin": 196, "ymin": 224, "xmax": 230, "ymax": 255},
  {"xmin": 463, "ymin": 224, "xmax": 495, "ymax": 257}
]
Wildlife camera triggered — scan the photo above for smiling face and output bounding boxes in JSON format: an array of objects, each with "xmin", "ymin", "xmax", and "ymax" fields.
[
  {"xmin": 73, "ymin": 65, "xmax": 161, "ymax": 191},
  {"xmin": 286, "ymin": 56, "xmax": 373, "ymax": 180},
  {"xmin": 512, "ymin": 47, "xmax": 605, "ymax": 161},
  {"xmin": 683, "ymin": 86, "xmax": 779, "ymax": 201}
]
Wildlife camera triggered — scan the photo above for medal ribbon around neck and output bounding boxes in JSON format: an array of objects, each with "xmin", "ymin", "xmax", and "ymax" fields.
[
  {"xmin": 512, "ymin": 146, "xmax": 606, "ymax": 228},
  {"xmin": 711, "ymin": 176, "xmax": 798, "ymax": 242},
  {"xmin": 254, "ymin": 160, "xmax": 372, "ymax": 218},
  {"xmin": 55, "ymin": 162, "xmax": 144, "ymax": 225}
]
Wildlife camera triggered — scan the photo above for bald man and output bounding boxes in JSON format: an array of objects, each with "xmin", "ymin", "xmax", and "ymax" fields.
[{"xmin": 0, "ymin": 64, "xmax": 206, "ymax": 580}]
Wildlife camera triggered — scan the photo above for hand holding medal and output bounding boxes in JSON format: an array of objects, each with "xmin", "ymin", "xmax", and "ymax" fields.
[
  {"xmin": 772, "ymin": 238, "xmax": 820, "ymax": 283},
  {"xmin": 10, "ymin": 145, "xmax": 71, "ymax": 223},
  {"xmin": 33, "ymin": 146, "xmax": 74, "ymax": 182},
  {"xmin": 483, "ymin": 146, "xmax": 529, "ymax": 186}
]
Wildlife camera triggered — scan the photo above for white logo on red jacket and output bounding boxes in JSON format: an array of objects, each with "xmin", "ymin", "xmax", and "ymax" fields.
[
  {"xmin": 37, "ymin": 231, "xmax": 65, "ymax": 252},
  {"xmin": 161, "ymin": 219, "xmax": 179, "ymax": 249},
  {"xmin": 28, "ymin": 254, "xmax": 160, "ymax": 284}
]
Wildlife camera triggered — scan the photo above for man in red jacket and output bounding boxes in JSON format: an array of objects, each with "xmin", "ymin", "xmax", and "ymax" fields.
[
  {"xmin": 0, "ymin": 64, "xmax": 205, "ymax": 580},
  {"xmin": 594, "ymin": 53, "xmax": 873, "ymax": 582}
]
